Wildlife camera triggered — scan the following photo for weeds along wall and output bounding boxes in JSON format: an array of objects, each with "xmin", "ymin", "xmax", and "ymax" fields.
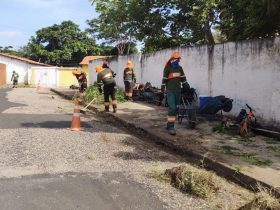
[{"xmin": 89, "ymin": 37, "xmax": 280, "ymax": 127}]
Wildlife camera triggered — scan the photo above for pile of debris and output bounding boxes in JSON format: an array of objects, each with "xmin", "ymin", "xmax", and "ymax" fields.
[{"xmin": 132, "ymin": 82, "xmax": 164, "ymax": 106}]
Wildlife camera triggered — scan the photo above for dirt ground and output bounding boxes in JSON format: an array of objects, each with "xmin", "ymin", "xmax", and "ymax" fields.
[
  {"xmin": 82, "ymin": 97, "xmax": 280, "ymax": 190},
  {"xmin": 52, "ymin": 87, "xmax": 280, "ymax": 209}
]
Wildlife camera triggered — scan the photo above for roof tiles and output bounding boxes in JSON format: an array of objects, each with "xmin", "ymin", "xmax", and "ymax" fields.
[
  {"xmin": 0, "ymin": 53, "xmax": 52, "ymax": 66},
  {"xmin": 79, "ymin": 56, "xmax": 111, "ymax": 65}
]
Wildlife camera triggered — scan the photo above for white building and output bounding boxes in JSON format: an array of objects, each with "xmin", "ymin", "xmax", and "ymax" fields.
[{"xmin": 0, "ymin": 53, "xmax": 51, "ymax": 86}]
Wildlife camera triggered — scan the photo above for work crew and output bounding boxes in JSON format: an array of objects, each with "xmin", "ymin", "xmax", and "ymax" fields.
[
  {"xmin": 161, "ymin": 52, "xmax": 190, "ymax": 135},
  {"xmin": 96, "ymin": 64, "xmax": 117, "ymax": 113},
  {"xmin": 11, "ymin": 71, "xmax": 19, "ymax": 88},
  {"xmin": 123, "ymin": 60, "xmax": 136, "ymax": 101},
  {"xmin": 72, "ymin": 70, "xmax": 87, "ymax": 93}
]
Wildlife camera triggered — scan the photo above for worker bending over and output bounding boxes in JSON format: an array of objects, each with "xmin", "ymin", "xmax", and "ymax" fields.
[
  {"xmin": 161, "ymin": 52, "xmax": 190, "ymax": 135},
  {"xmin": 72, "ymin": 70, "xmax": 87, "ymax": 93},
  {"xmin": 96, "ymin": 64, "xmax": 117, "ymax": 113}
]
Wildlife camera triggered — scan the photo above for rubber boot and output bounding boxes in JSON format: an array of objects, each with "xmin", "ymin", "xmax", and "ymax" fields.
[
  {"xmin": 104, "ymin": 106, "xmax": 110, "ymax": 112},
  {"xmin": 113, "ymin": 105, "xmax": 117, "ymax": 113},
  {"xmin": 168, "ymin": 128, "xmax": 176, "ymax": 135}
]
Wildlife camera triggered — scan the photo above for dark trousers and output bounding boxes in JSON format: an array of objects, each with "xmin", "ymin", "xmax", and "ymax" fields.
[
  {"xmin": 79, "ymin": 81, "xmax": 87, "ymax": 93},
  {"xmin": 104, "ymin": 82, "xmax": 117, "ymax": 107},
  {"xmin": 166, "ymin": 92, "xmax": 180, "ymax": 129},
  {"xmin": 124, "ymin": 81, "xmax": 134, "ymax": 97}
]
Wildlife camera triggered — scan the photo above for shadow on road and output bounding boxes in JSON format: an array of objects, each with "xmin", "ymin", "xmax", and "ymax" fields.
[
  {"xmin": 21, "ymin": 121, "xmax": 92, "ymax": 129},
  {"xmin": 0, "ymin": 89, "xmax": 26, "ymax": 113}
]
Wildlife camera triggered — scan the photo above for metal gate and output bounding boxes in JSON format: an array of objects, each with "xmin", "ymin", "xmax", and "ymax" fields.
[
  {"xmin": 34, "ymin": 67, "xmax": 57, "ymax": 87},
  {"xmin": 0, "ymin": 63, "xmax": 6, "ymax": 87}
]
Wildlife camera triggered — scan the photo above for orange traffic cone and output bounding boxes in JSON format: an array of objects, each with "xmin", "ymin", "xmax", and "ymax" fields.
[{"xmin": 68, "ymin": 99, "xmax": 84, "ymax": 131}]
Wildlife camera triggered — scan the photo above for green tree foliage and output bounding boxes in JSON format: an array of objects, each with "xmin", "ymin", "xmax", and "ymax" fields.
[
  {"xmin": 0, "ymin": 46, "xmax": 24, "ymax": 57},
  {"xmin": 89, "ymin": 0, "xmax": 280, "ymax": 53},
  {"xmin": 22, "ymin": 21, "xmax": 101, "ymax": 66},
  {"xmin": 87, "ymin": 1, "xmax": 138, "ymax": 55},
  {"xmin": 88, "ymin": 0, "xmax": 221, "ymax": 52},
  {"xmin": 218, "ymin": 0, "xmax": 280, "ymax": 40}
]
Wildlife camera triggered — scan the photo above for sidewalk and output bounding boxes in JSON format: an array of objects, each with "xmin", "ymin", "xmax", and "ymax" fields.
[{"xmin": 51, "ymin": 88, "xmax": 280, "ymax": 196}]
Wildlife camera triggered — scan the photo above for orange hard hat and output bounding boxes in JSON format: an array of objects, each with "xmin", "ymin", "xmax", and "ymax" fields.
[
  {"xmin": 170, "ymin": 51, "xmax": 181, "ymax": 59},
  {"xmin": 126, "ymin": 60, "xmax": 133, "ymax": 68},
  {"xmin": 95, "ymin": 65, "xmax": 103, "ymax": 73},
  {"xmin": 72, "ymin": 70, "xmax": 82, "ymax": 75}
]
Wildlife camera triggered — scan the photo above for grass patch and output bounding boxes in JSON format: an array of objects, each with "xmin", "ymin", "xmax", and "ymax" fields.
[
  {"xmin": 266, "ymin": 146, "xmax": 280, "ymax": 154},
  {"xmin": 271, "ymin": 146, "xmax": 280, "ymax": 155},
  {"xmin": 239, "ymin": 153, "xmax": 272, "ymax": 166},
  {"xmin": 212, "ymin": 124, "xmax": 230, "ymax": 134},
  {"xmin": 231, "ymin": 164, "xmax": 243, "ymax": 174},
  {"xmin": 84, "ymin": 83, "xmax": 126, "ymax": 104},
  {"xmin": 87, "ymin": 155, "xmax": 96, "ymax": 160},
  {"xmin": 232, "ymin": 136, "xmax": 255, "ymax": 146},
  {"xmin": 165, "ymin": 166, "xmax": 221, "ymax": 199},
  {"xmin": 213, "ymin": 145, "xmax": 240, "ymax": 155},
  {"xmin": 262, "ymin": 137, "xmax": 280, "ymax": 145}
]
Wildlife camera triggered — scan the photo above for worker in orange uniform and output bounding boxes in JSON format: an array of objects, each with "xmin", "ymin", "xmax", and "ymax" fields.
[
  {"xmin": 96, "ymin": 65, "xmax": 117, "ymax": 113},
  {"xmin": 123, "ymin": 60, "xmax": 136, "ymax": 101},
  {"xmin": 72, "ymin": 70, "xmax": 87, "ymax": 93},
  {"xmin": 161, "ymin": 52, "xmax": 190, "ymax": 135}
]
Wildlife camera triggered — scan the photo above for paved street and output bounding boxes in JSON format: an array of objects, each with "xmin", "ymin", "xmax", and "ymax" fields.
[
  {"xmin": 0, "ymin": 88, "xmax": 168, "ymax": 210},
  {"xmin": 0, "ymin": 88, "xmax": 252, "ymax": 210}
]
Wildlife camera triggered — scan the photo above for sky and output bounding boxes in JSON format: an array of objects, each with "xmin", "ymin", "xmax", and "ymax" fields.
[{"xmin": 0, "ymin": 0, "xmax": 97, "ymax": 49}]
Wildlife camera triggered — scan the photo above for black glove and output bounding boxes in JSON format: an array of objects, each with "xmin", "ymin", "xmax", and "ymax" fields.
[
  {"xmin": 98, "ymin": 87, "xmax": 102, "ymax": 94},
  {"xmin": 182, "ymin": 82, "xmax": 190, "ymax": 92},
  {"xmin": 133, "ymin": 78, "xmax": 136, "ymax": 83},
  {"xmin": 113, "ymin": 73, "xmax": 117, "ymax": 78}
]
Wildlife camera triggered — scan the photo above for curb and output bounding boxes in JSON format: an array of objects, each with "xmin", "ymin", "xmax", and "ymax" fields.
[
  {"xmin": 51, "ymin": 89, "xmax": 74, "ymax": 100},
  {"xmin": 51, "ymin": 88, "xmax": 280, "ymax": 198}
]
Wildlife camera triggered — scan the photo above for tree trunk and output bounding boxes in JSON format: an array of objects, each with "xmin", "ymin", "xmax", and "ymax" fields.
[
  {"xmin": 126, "ymin": 42, "xmax": 131, "ymax": 55},
  {"xmin": 117, "ymin": 41, "xmax": 126, "ymax": 55},
  {"xmin": 204, "ymin": 20, "xmax": 215, "ymax": 46}
]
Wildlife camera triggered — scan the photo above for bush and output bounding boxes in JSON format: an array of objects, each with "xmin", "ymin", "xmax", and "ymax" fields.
[
  {"xmin": 84, "ymin": 84, "xmax": 103, "ymax": 104},
  {"xmin": 84, "ymin": 83, "xmax": 126, "ymax": 104}
]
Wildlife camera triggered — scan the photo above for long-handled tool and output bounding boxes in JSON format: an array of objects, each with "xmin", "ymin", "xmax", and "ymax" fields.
[{"xmin": 81, "ymin": 98, "xmax": 97, "ymax": 112}]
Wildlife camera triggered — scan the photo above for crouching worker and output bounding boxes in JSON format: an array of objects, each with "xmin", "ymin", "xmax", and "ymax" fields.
[
  {"xmin": 72, "ymin": 70, "xmax": 87, "ymax": 93},
  {"xmin": 123, "ymin": 60, "xmax": 136, "ymax": 101},
  {"xmin": 96, "ymin": 65, "xmax": 117, "ymax": 113},
  {"xmin": 161, "ymin": 51, "xmax": 190, "ymax": 135}
]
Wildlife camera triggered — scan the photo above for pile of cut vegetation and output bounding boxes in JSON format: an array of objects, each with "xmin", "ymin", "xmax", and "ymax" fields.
[
  {"xmin": 148, "ymin": 165, "xmax": 221, "ymax": 199},
  {"xmin": 148, "ymin": 165, "xmax": 280, "ymax": 210},
  {"xmin": 240, "ymin": 184, "xmax": 280, "ymax": 210}
]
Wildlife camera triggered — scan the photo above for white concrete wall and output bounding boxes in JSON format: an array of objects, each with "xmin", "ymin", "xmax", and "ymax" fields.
[
  {"xmin": 89, "ymin": 37, "xmax": 280, "ymax": 126},
  {"xmin": 0, "ymin": 56, "xmax": 45, "ymax": 85},
  {"xmin": 88, "ymin": 54, "xmax": 142, "ymax": 88}
]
